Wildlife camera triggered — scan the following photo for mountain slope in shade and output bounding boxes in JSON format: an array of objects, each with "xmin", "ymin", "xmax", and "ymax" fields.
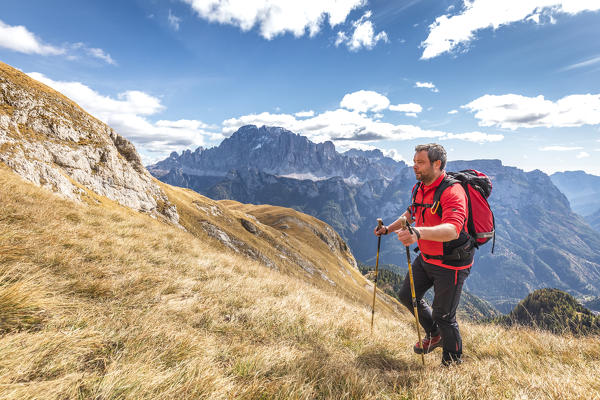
[
  {"xmin": 588, "ymin": 207, "xmax": 600, "ymax": 232},
  {"xmin": 550, "ymin": 171, "xmax": 600, "ymax": 216},
  {"xmin": 0, "ymin": 61, "xmax": 178, "ymax": 223}
]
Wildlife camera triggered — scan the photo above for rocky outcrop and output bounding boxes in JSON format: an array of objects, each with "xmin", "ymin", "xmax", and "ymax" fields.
[{"xmin": 0, "ymin": 62, "xmax": 178, "ymax": 224}]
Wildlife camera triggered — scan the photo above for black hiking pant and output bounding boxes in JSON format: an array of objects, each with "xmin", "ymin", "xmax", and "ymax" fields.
[{"xmin": 398, "ymin": 254, "xmax": 470, "ymax": 359}]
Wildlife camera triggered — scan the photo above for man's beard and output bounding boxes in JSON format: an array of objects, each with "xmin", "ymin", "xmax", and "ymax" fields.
[{"xmin": 415, "ymin": 169, "xmax": 433, "ymax": 183}]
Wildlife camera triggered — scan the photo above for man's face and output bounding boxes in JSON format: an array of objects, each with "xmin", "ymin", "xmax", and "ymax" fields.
[{"xmin": 413, "ymin": 150, "xmax": 437, "ymax": 183}]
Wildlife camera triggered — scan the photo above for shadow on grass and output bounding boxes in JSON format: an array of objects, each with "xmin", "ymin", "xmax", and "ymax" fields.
[{"xmin": 356, "ymin": 346, "xmax": 412, "ymax": 372}]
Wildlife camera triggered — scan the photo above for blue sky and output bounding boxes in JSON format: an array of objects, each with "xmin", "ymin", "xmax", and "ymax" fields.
[{"xmin": 1, "ymin": 0, "xmax": 600, "ymax": 174}]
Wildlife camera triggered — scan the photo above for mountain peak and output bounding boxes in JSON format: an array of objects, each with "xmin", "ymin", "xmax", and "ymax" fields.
[{"xmin": 149, "ymin": 125, "xmax": 405, "ymax": 182}]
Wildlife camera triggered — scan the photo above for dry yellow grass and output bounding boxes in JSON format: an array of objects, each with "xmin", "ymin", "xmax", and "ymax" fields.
[
  {"xmin": 160, "ymin": 182, "xmax": 398, "ymax": 318},
  {"xmin": 1, "ymin": 165, "xmax": 599, "ymax": 399}
]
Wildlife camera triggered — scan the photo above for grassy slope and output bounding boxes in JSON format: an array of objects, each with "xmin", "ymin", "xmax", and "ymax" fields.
[
  {"xmin": 158, "ymin": 182, "xmax": 399, "ymax": 318},
  {"xmin": 1, "ymin": 165, "xmax": 600, "ymax": 399}
]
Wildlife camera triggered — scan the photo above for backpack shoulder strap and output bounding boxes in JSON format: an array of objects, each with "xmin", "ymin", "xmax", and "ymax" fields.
[
  {"xmin": 408, "ymin": 182, "xmax": 422, "ymax": 218},
  {"xmin": 432, "ymin": 174, "xmax": 459, "ymax": 217}
]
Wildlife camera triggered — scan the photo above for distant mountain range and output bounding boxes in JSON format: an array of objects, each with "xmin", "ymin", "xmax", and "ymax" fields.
[
  {"xmin": 149, "ymin": 125, "xmax": 405, "ymax": 184},
  {"xmin": 149, "ymin": 125, "xmax": 600, "ymax": 313},
  {"xmin": 550, "ymin": 171, "xmax": 600, "ymax": 219}
]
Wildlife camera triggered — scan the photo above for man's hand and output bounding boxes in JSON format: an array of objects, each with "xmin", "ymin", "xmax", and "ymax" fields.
[
  {"xmin": 396, "ymin": 227, "xmax": 419, "ymax": 246},
  {"xmin": 396, "ymin": 216, "xmax": 407, "ymax": 230},
  {"xmin": 373, "ymin": 215, "xmax": 409, "ymax": 236},
  {"xmin": 374, "ymin": 225, "xmax": 388, "ymax": 236}
]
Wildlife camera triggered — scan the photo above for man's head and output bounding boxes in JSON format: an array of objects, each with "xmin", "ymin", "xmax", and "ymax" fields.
[{"xmin": 413, "ymin": 143, "xmax": 447, "ymax": 184}]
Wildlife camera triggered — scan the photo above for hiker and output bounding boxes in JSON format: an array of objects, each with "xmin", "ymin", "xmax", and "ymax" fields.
[{"xmin": 374, "ymin": 143, "xmax": 474, "ymax": 366}]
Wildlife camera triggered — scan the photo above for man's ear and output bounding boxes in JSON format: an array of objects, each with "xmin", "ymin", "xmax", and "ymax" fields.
[{"xmin": 433, "ymin": 159, "xmax": 442, "ymax": 170}]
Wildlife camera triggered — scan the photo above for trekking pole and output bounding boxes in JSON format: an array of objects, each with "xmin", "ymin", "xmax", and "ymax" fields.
[
  {"xmin": 406, "ymin": 223, "xmax": 425, "ymax": 366},
  {"xmin": 370, "ymin": 218, "xmax": 383, "ymax": 334}
]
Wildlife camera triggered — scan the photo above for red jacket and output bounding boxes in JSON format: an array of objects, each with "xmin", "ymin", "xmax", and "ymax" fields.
[{"xmin": 411, "ymin": 171, "xmax": 473, "ymax": 270}]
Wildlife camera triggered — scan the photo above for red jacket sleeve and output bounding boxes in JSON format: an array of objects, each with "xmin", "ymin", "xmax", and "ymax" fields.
[{"xmin": 440, "ymin": 183, "xmax": 468, "ymax": 236}]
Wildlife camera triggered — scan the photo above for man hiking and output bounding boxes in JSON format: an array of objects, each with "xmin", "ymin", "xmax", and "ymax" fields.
[{"xmin": 374, "ymin": 143, "xmax": 474, "ymax": 366}]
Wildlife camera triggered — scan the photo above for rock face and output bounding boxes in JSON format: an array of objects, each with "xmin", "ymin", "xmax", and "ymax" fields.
[
  {"xmin": 148, "ymin": 124, "xmax": 405, "ymax": 183},
  {"xmin": 0, "ymin": 62, "xmax": 178, "ymax": 223}
]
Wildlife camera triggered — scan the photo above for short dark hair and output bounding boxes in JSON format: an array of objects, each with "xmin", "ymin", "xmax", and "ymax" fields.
[{"xmin": 415, "ymin": 143, "xmax": 447, "ymax": 170}]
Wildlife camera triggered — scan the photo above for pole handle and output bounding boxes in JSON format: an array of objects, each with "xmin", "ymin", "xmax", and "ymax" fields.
[{"xmin": 377, "ymin": 218, "xmax": 383, "ymax": 229}]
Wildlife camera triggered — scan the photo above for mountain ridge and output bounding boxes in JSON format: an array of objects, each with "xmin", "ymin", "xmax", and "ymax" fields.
[{"xmin": 148, "ymin": 124, "xmax": 406, "ymax": 184}]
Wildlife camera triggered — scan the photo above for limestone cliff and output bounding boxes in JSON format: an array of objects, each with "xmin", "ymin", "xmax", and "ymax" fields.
[{"xmin": 0, "ymin": 62, "xmax": 178, "ymax": 223}]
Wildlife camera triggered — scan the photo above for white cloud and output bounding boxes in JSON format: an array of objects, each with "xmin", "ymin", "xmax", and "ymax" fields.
[
  {"xmin": 183, "ymin": 0, "xmax": 366, "ymax": 40},
  {"xmin": 85, "ymin": 47, "xmax": 117, "ymax": 65},
  {"xmin": 336, "ymin": 11, "xmax": 388, "ymax": 51},
  {"xmin": 168, "ymin": 9, "xmax": 182, "ymax": 31},
  {"xmin": 222, "ymin": 102, "xmax": 504, "ymax": 145},
  {"xmin": 577, "ymin": 151, "xmax": 590, "ymax": 159},
  {"xmin": 415, "ymin": 81, "xmax": 439, "ymax": 93},
  {"xmin": 561, "ymin": 55, "xmax": 600, "ymax": 72},
  {"xmin": 340, "ymin": 90, "xmax": 390, "ymax": 113},
  {"xmin": 389, "ymin": 103, "xmax": 423, "ymax": 114},
  {"xmin": 448, "ymin": 109, "xmax": 458, "ymax": 114},
  {"xmin": 463, "ymin": 93, "xmax": 600, "ymax": 130},
  {"xmin": 421, "ymin": 1, "xmax": 600, "ymax": 59},
  {"xmin": 223, "ymin": 90, "xmax": 502, "ymax": 144},
  {"xmin": 0, "ymin": 19, "xmax": 64, "ymax": 55},
  {"xmin": 383, "ymin": 148, "xmax": 405, "ymax": 162},
  {"xmin": 335, "ymin": 31, "xmax": 348, "ymax": 46},
  {"xmin": 26, "ymin": 72, "xmax": 221, "ymax": 156},
  {"xmin": 0, "ymin": 20, "xmax": 116, "ymax": 65},
  {"xmin": 295, "ymin": 110, "xmax": 315, "ymax": 118},
  {"xmin": 540, "ymin": 146, "xmax": 583, "ymax": 151},
  {"xmin": 441, "ymin": 132, "xmax": 504, "ymax": 142},
  {"xmin": 541, "ymin": 146, "xmax": 583, "ymax": 151}
]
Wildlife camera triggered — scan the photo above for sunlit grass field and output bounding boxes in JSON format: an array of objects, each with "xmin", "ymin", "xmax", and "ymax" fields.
[{"xmin": 1, "ymin": 165, "xmax": 599, "ymax": 399}]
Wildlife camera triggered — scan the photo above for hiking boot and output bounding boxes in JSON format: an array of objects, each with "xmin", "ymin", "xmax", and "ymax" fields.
[{"xmin": 413, "ymin": 334, "xmax": 442, "ymax": 354}]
